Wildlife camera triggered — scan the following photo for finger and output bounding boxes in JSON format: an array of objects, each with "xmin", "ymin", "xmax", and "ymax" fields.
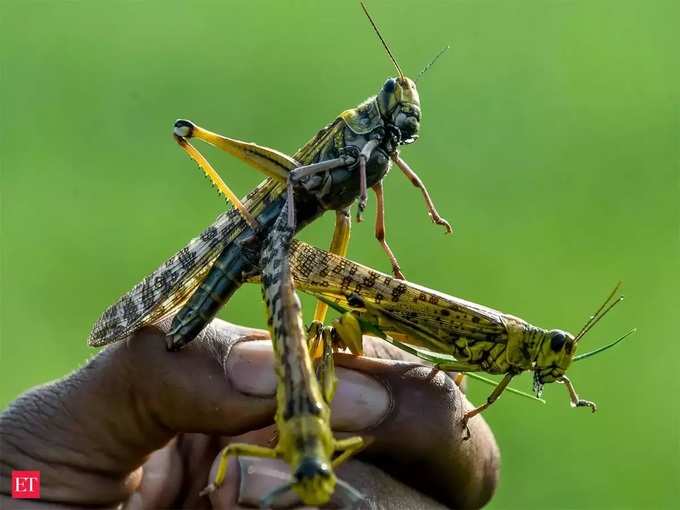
[
  {"xmin": 334, "ymin": 353, "xmax": 499, "ymax": 509},
  {"xmin": 222, "ymin": 339, "xmax": 498, "ymax": 509},
  {"xmin": 361, "ymin": 335, "xmax": 425, "ymax": 363},
  {"xmin": 203, "ymin": 455, "xmax": 448, "ymax": 510},
  {"xmin": 227, "ymin": 340, "xmax": 392, "ymax": 430},
  {"xmin": 123, "ymin": 439, "xmax": 182, "ymax": 510},
  {"xmin": 0, "ymin": 320, "xmax": 276, "ymax": 505}
]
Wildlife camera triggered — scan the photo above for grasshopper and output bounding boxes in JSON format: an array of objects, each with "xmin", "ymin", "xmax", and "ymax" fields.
[
  {"xmin": 87, "ymin": 3, "xmax": 446, "ymax": 505},
  {"xmin": 199, "ymin": 204, "xmax": 366, "ymax": 506},
  {"xmin": 88, "ymin": 2, "xmax": 451, "ymax": 352},
  {"xmin": 284, "ymin": 240, "xmax": 633, "ymax": 434}
]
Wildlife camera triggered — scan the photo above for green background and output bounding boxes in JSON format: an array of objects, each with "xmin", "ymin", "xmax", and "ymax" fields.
[{"xmin": 1, "ymin": 1, "xmax": 677, "ymax": 508}]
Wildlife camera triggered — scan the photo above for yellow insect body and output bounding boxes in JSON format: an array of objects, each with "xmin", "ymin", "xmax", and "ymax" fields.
[{"xmin": 287, "ymin": 240, "xmax": 630, "ymax": 423}]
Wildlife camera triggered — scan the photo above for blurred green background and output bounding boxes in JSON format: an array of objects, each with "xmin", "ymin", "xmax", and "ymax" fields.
[{"xmin": 1, "ymin": 1, "xmax": 677, "ymax": 508}]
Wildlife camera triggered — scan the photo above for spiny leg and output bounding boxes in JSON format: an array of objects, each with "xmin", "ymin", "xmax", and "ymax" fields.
[
  {"xmin": 313, "ymin": 209, "xmax": 351, "ymax": 325},
  {"xmin": 174, "ymin": 119, "xmax": 295, "ymax": 181},
  {"xmin": 559, "ymin": 375, "xmax": 597, "ymax": 412},
  {"xmin": 462, "ymin": 372, "xmax": 515, "ymax": 439},
  {"xmin": 372, "ymin": 181, "xmax": 405, "ymax": 279},
  {"xmin": 391, "ymin": 153, "xmax": 453, "ymax": 233},
  {"xmin": 173, "ymin": 134, "xmax": 260, "ymax": 230},
  {"xmin": 200, "ymin": 443, "xmax": 279, "ymax": 496}
]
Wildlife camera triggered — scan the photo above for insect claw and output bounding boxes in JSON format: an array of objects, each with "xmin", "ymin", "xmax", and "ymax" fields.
[
  {"xmin": 439, "ymin": 218, "xmax": 453, "ymax": 234},
  {"xmin": 575, "ymin": 399, "xmax": 597, "ymax": 412}
]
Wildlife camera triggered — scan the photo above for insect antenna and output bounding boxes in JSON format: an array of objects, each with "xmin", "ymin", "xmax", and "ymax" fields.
[
  {"xmin": 573, "ymin": 328, "xmax": 636, "ymax": 362},
  {"xmin": 575, "ymin": 295, "xmax": 624, "ymax": 343},
  {"xmin": 573, "ymin": 282, "xmax": 623, "ymax": 343},
  {"xmin": 360, "ymin": 1, "xmax": 405, "ymax": 79},
  {"xmin": 416, "ymin": 45, "xmax": 451, "ymax": 82}
]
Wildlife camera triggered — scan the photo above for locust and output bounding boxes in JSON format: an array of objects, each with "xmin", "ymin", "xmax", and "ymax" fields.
[
  {"xmin": 87, "ymin": 3, "xmax": 447, "ymax": 505},
  {"xmin": 88, "ymin": 2, "xmax": 451, "ymax": 353},
  {"xmin": 284, "ymin": 240, "xmax": 634, "ymax": 435},
  {"xmin": 199, "ymin": 204, "xmax": 366, "ymax": 506}
]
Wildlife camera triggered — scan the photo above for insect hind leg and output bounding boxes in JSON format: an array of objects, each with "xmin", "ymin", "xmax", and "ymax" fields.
[{"xmin": 313, "ymin": 208, "xmax": 351, "ymax": 324}]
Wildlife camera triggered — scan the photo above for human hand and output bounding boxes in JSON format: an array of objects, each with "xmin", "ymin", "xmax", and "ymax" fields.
[{"xmin": 0, "ymin": 319, "xmax": 499, "ymax": 509}]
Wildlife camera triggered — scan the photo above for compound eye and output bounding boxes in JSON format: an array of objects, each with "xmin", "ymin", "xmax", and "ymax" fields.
[
  {"xmin": 383, "ymin": 78, "xmax": 396, "ymax": 94},
  {"xmin": 550, "ymin": 331, "xmax": 566, "ymax": 352}
]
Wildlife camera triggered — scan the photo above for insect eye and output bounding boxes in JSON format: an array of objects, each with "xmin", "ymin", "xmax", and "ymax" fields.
[
  {"xmin": 550, "ymin": 331, "xmax": 566, "ymax": 352},
  {"xmin": 383, "ymin": 78, "xmax": 396, "ymax": 94}
]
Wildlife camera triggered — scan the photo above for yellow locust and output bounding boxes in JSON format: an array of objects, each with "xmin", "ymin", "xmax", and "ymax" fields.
[
  {"xmin": 285, "ymin": 240, "xmax": 633, "ymax": 434},
  {"xmin": 88, "ymin": 3, "xmax": 449, "ymax": 506}
]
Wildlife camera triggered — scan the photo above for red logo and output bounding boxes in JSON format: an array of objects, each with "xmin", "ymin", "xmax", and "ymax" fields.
[{"xmin": 11, "ymin": 471, "xmax": 41, "ymax": 499}]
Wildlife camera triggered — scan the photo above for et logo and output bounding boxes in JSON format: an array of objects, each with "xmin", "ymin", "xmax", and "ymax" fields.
[{"xmin": 11, "ymin": 471, "xmax": 41, "ymax": 499}]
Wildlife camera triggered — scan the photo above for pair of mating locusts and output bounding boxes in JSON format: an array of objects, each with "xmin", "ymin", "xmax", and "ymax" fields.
[{"xmin": 88, "ymin": 3, "xmax": 632, "ymax": 507}]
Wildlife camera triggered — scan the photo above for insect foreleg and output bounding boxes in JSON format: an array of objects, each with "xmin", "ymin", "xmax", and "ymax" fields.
[
  {"xmin": 332, "ymin": 436, "xmax": 366, "ymax": 469},
  {"xmin": 372, "ymin": 181, "xmax": 405, "ymax": 279},
  {"xmin": 558, "ymin": 375, "xmax": 597, "ymax": 412},
  {"xmin": 357, "ymin": 139, "xmax": 380, "ymax": 222},
  {"xmin": 391, "ymin": 153, "xmax": 453, "ymax": 234},
  {"xmin": 462, "ymin": 372, "xmax": 515, "ymax": 439},
  {"xmin": 286, "ymin": 155, "xmax": 356, "ymax": 228},
  {"xmin": 313, "ymin": 209, "xmax": 351, "ymax": 324}
]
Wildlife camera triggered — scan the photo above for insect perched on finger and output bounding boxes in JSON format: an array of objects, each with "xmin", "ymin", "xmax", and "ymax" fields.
[
  {"xmin": 87, "ymin": 2, "xmax": 450, "ymax": 505},
  {"xmin": 89, "ymin": 2, "xmax": 452, "ymax": 353},
  {"xmin": 284, "ymin": 240, "xmax": 634, "ymax": 437}
]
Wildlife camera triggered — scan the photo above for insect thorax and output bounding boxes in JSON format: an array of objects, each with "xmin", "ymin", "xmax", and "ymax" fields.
[
  {"xmin": 301, "ymin": 106, "xmax": 393, "ymax": 212},
  {"xmin": 502, "ymin": 315, "xmax": 547, "ymax": 371}
]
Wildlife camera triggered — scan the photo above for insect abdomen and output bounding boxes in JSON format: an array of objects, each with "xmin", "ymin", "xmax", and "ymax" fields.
[{"xmin": 166, "ymin": 242, "xmax": 251, "ymax": 350}]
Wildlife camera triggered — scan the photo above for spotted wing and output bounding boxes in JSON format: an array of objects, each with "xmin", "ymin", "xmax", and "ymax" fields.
[
  {"xmin": 288, "ymin": 240, "xmax": 508, "ymax": 347},
  {"xmin": 88, "ymin": 179, "xmax": 285, "ymax": 346},
  {"xmin": 292, "ymin": 117, "xmax": 346, "ymax": 165}
]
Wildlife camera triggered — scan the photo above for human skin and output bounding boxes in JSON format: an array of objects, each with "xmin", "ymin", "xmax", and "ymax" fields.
[{"xmin": 0, "ymin": 319, "xmax": 500, "ymax": 509}]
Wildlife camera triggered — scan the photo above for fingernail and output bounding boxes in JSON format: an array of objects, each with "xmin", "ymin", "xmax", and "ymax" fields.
[
  {"xmin": 331, "ymin": 368, "xmax": 390, "ymax": 431},
  {"xmin": 228, "ymin": 341, "xmax": 391, "ymax": 431},
  {"xmin": 228, "ymin": 340, "xmax": 277, "ymax": 396},
  {"xmin": 238, "ymin": 457, "xmax": 300, "ymax": 507}
]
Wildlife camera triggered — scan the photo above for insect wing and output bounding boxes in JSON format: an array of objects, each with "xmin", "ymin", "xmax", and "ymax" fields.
[
  {"xmin": 88, "ymin": 179, "xmax": 283, "ymax": 346},
  {"xmin": 289, "ymin": 240, "xmax": 507, "ymax": 343},
  {"xmin": 292, "ymin": 117, "xmax": 346, "ymax": 165}
]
